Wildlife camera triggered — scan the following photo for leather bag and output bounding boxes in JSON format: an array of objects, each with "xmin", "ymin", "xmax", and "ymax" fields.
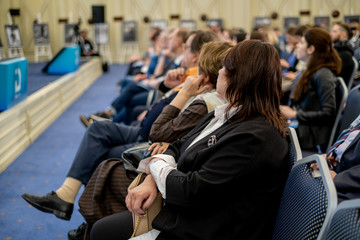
[
  {"xmin": 128, "ymin": 172, "xmax": 162, "ymax": 237},
  {"xmin": 121, "ymin": 142, "xmax": 152, "ymax": 172}
]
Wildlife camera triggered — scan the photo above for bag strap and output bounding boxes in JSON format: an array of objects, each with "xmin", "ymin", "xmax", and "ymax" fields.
[{"xmin": 129, "ymin": 172, "xmax": 145, "ymax": 237}]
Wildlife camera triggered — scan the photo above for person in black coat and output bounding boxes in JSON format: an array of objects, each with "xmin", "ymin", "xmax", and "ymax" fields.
[
  {"xmin": 325, "ymin": 114, "xmax": 360, "ymax": 202},
  {"xmin": 331, "ymin": 22, "xmax": 355, "ymax": 87},
  {"xmin": 90, "ymin": 40, "xmax": 290, "ymax": 240}
]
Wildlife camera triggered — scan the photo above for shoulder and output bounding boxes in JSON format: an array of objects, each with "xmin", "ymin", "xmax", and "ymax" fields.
[
  {"xmin": 313, "ymin": 68, "xmax": 336, "ymax": 83},
  {"xmin": 194, "ymin": 91, "xmax": 227, "ymax": 112},
  {"xmin": 225, "ymin": 116, "xmax": 286, "ymax": 143}
]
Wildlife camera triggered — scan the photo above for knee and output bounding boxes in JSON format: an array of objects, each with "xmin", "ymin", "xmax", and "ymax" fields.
[
  {"xmin": 90, "ymin": 220, "xmax": 103, "ymax": 240},
  {"xmin": 87, "ymin": 121, "xmax": 114, "ymax": 138}
]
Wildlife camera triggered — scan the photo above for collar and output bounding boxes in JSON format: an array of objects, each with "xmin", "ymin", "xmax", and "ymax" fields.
[
  {"xmin": 174, "ymin": 55, "xmax": 184, "ymax": 65},
  {"xmin": 213, "ymin": 103, "xmax": 240, "ymax": 123}
]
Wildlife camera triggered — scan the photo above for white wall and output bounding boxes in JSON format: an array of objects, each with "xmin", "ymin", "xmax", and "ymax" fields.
[{"xmin": 0, "ymin": 0, "xmax": 359, "ymax": 63}]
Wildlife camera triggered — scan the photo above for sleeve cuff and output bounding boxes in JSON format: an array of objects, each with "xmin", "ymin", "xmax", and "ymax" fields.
[{"xmin": 150, "ymin": 159, "xmax": 176, "ymax": 198}]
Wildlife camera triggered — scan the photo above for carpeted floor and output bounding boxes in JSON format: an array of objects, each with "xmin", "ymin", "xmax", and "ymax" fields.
[
  {"xmin": 27, "ymin": 61, "xmax": 88, "ymax": 95},
  {"xmin": 0, "ymin": 64, "xmax": 128, "ymax": 240}
]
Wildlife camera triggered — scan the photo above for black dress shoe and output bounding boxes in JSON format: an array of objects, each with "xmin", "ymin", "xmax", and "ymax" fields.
[
  {"xmin": 21, "ymin": 191, "xmax": 73, "ymax": 220},
  {"xmin": 68, "ymin": 222, "xmax": 86, "ymax": 240}
]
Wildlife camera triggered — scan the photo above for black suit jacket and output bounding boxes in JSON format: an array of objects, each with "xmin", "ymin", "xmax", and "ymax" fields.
[
  {"xmin": 152, "ymin": 113, "xmax": 289, "ymax": 240},
  {"xmin": 334, "ymin": 132, "xmax": 360, "ymax": 202}
]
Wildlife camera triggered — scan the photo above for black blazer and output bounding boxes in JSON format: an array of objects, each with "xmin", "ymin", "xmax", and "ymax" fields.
[
  {"xmin": 334, "ymin": 132, "xmax": 360, "ymax": 202},
  {"xmin": 152, "ymin": 113, "xmax": 289, "ymax": 240}
]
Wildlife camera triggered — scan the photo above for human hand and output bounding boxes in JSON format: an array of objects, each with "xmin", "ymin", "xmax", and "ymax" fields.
[
  {"xmin": 178, "ymin": 75, "xmax": 210, "ymax": 98},
  {"xmin": 280, "ymin": 105, "xmax": 297, "ymax": 119},
  {"xmin": 164, "ymin": 68, "xmax": 186, "ymax": 88},
  {"xmin": 126, "ymin": 175, "xmax": 158, "ymax": 217},
  {"xmin": 280, "ymin": 59, "xmax": 290, "ymax": 68},
  {"xmin": 137, "ymin": 110, "xmax": 148, "ymax": 122},
  {"xmin": 149, "ymin": 142, "xmax": 170, "ymax": 155},
  {"xmin": 162, "ymin": 49, "xmax": 173, "ymax": 57},
  {"xmin": 134, "ymin": 74, "xmax": 146, "ymax": 82},
  {"xmin": 329, "ymin": 170, "xmax": 337, "ymax": 180},
  {"xmin": 284, "ymin": 71, "xmax": 297, "ymax": 80},
  {"xmin": 326, "ymin": 152, "xmax": 338, "ymax": 168}
]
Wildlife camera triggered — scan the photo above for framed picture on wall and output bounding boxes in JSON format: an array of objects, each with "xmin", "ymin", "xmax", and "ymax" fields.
[
  {"xmin": 151, "ymin": 20, "xmax": 167, "ymax": 30},
  {"xmin": 284, "ymin": 17, "xmax": 299, "ymax": 31},
  {"xmin": 5, "ymin": 25, "xmax": 22, "ymax": 48},
  {"xmin": 94, "ymin": 23, "xmax": 109, "ymax": 45},
  {"xmin": 179, "ymin": 20, "xmax": 196, "ymax": 30},
  {"xmin": 122, "ymin": 21, "xmax": 137, "ymax": 43},
  {"xmin": 344, "ymin": 15, "xmax": 360, "ymax": 25},
  {"xmin": 254, "ymin": 17, "xmax": 271, "ymax": 29},
  {"xmin": 64, "ymin": 23, "xmax": 78, "ymax": 44},
  {"xmin": 207, "ymin": 18, "xmax": 223, "ymax": 28},
  {"xmin": 314, "ymin": 16, "xmax": 330, "ymax": 31},
  {"xmin": 33, "ymin": 23, "xmax": 50, "ymax": 45}
]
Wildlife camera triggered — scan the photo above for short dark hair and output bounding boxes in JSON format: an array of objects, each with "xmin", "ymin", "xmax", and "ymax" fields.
[
  {"xmin": 334, "ymin": 22, "xmax": 353, "ymax": 39},
  {"xmin": 295, "ymin": 25, "xmax": 310, "ymax": 37},
  {"xmin": 190, "ymin": 30, "xmax": 219, "ymax": 53}
]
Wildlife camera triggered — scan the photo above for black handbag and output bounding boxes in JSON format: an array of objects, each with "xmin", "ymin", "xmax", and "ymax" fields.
[{"xmin": 121, "ymin": 142, "xmax": 152, "ymax": 172}]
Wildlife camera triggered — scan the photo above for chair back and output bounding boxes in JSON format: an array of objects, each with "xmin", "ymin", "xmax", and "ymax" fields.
[
  {"xmin": 347, "ymin": 57, "xmax": 359, "ymax": 89},
  {"xmin": 326, "ymin": 77, "xmax": 348, "ymax": 152},
  {"xmin": 272, "ymin": 154, "xmax": 337, "ymax": 240},
  {"xmin": 286, "ymin": 127, "xmax": 302, "ymax": 171},
  {"xmin": 337, "ymin": 84, "xmax": 360, "ymax": 135},
  {"xmin": 322, "ymin": 199, "xmax": 360, "ymax": 240}
]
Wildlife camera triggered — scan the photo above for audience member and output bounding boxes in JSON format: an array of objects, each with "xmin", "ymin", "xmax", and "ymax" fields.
[
  {"xmin": 261, "ymin": 26, "xmax": 281, "ymax": 54},
  {"xmin": 350, "ymin": 22, "xmax": 360, "ymax": 50},
  {"xmin": 123, "ymin": 27, "xmax": 163, "ymax": 78},
  {"xmin": 280, "ymin": 26, "xmax": 299, "ymax": 76},
  {"xmin": 67, "ymin": 41, "xmax": 233, "ymax": 240},
  {"xmin": 281, "ymin": 27, "xmax": 342, "ymax": 152},
  {"xmin": 331, "ymin": 22, "xmax": 355, "ymax": 87},
  {"xmin": 281, "ymin": 24, "xmax": 310, "ymax": 104},
  {"xmin": 325, "ymin": 113, "xmax": 360, "ymax": 202},
  {"xmin": 90, "ymin": 40, "xmax": 290, "ymax": 240},
  {"xmin": 274, "ymin": 27, "xmax": 287, "ymax": 52},
  {"xmin": 247, "ymin": 30, "xmax": 265, "ymax": 41},
  {"xmin": 80, "ymin": 28, "xmax": 190, "ymax": 125},
  {"xmin": 21, "ymin": 30, "xmax": 219, "ymax": 222}
]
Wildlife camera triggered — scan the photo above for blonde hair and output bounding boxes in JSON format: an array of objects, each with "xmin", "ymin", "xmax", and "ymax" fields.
[
  {"xmin": 198, "ymin": 41, "xmax": 234, "ymax": 85},
  {"xmin": 262, "ymin": 26, "xmax": 279, "ymax": 45}
]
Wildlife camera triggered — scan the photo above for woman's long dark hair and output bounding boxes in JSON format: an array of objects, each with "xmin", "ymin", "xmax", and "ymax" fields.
[
  {"xmin": 292, "ymin": 27, "xmax": 342, "ymax": 101},
  {"xmin": 222, "ymin": 40, "xmax": 287, "ymax": 136}
]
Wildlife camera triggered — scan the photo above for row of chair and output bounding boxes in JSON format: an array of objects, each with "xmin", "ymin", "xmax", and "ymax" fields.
[
  {"xmin": 274, "ymin": 128, "xmax": 360, "ymax": 239},
  {"xmin": 327, "ymin": 80, "xmax": 360, "ymax": 152}
]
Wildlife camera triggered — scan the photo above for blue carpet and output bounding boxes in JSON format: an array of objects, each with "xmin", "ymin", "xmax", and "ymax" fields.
[
  {"xmin": 0, "ymin": 64, "xmax": 128, "ymax": 239},
  {"xmin": 27, "ymin": 61, "xmax": 87, "ymax": 95}
]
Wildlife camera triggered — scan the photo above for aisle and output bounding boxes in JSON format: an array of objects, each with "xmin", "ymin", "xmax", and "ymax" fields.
[{"xmin": 0, "ymin": 64, "xmax": 128, "ymax": 239}]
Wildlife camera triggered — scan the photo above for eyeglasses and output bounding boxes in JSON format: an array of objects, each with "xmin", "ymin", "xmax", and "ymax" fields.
[{"xmin": 183, "ymin": 43, "xmax": 191, "ymax": 51}]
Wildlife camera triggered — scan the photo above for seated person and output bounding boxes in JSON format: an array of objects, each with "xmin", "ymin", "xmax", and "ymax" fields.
[
  {"xmin": 331, "ymin": 22, "xmax": 355, "ymax": 88},
  {"xmin": 20, "ymin": 31, "xmax": 221, "ymax": 224},
  {"xmin": 280, "ymin": 26, "xmax": 299, "ymax": 77},
  {"xmin": 325, "ymin": 113, "xmax": 360, "ymax": 202},
  {"xmin": 281, "ymin": 27, "xmax": 341, "ymax": 153},
  {"xmin": 80, "ymin": 28, "xmax": 191, "ymax": 126},
  {"xmin": 68, "ymin": 40, "xmax": 233, "ymax": 240},
  {"xmin": 124, "ymin": 27, "xmax": 162, "ymax": 77},
  {"xmin": 78, "ymin": 30, "xmax": 99, "ymax": 56},
  {"xmin": 90, "ymin": 40, "xmax": 290, "ymax": 240}
]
